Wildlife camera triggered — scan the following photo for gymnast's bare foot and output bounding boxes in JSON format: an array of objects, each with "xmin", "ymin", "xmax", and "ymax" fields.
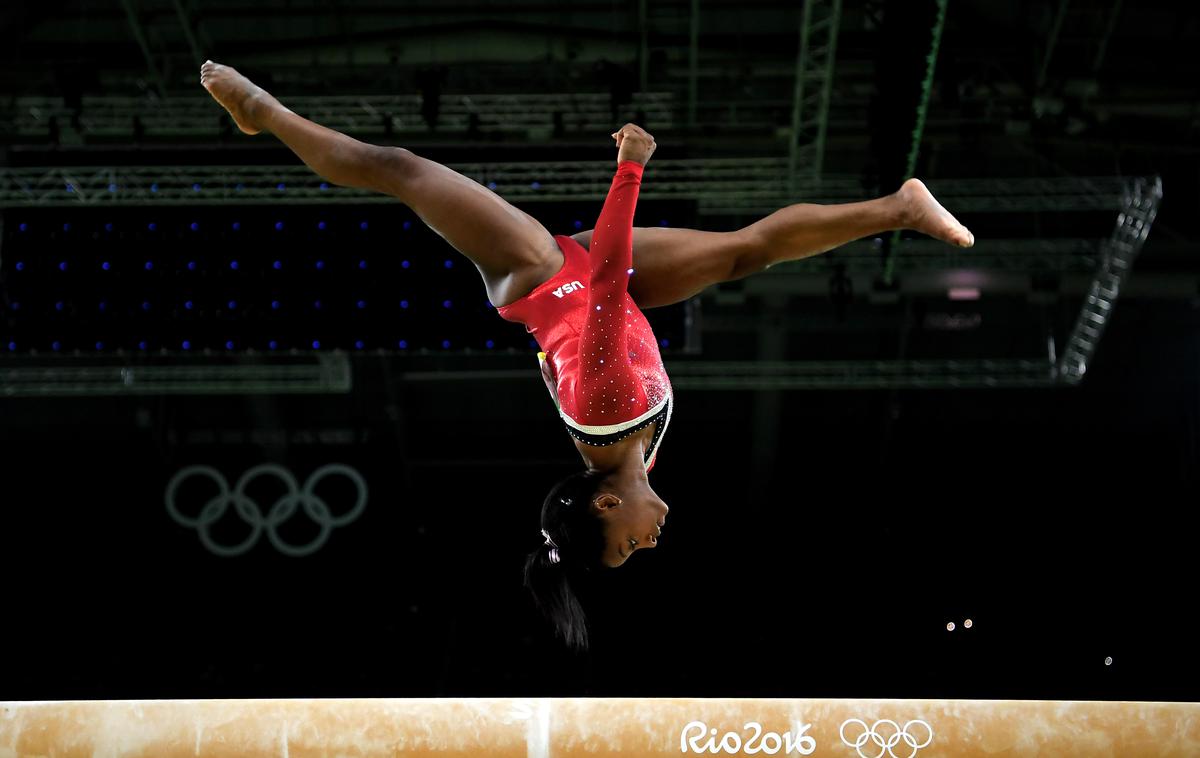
[
  {"xmin": 898, "ymin": 178, "xmax": 975, "ymax": 248},
  {"xmin": 200, "ymin": 60, "xmax": 279, "ymax": 135}
]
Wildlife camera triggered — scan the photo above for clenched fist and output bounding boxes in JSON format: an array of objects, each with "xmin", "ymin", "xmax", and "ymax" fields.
[{"xmin": 611, "ymin": 124, "xmax": 656, "ymax": 167}]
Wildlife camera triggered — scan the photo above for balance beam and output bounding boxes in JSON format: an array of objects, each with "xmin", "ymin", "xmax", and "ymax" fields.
[{"xmin": 1, "ymin": 698, "xmax": 1197, "ymax": 757}]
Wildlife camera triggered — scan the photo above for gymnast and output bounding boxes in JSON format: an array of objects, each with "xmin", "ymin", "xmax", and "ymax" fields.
[{"xmin": 200, "ymin": 60, "xmax": 974, "ymax": 649}]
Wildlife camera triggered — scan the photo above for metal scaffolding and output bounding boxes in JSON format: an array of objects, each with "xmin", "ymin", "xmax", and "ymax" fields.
[
  {"xmin": 1056, "ymin": 175, "xmax": 1162, "ymax": 384},
  {"xmin": 787, "ymin": 0, "xmax": 842, "ymax": 186}
]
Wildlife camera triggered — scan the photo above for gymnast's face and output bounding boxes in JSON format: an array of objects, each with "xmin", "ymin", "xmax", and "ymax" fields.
[{"xmin": 592, "ymin": 485, "xmax": 669, "ymax": 568}]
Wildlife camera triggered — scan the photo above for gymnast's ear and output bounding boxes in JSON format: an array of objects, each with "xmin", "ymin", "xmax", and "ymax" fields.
[{"xmin": 589, "ymin": 492, "xmax": 621, "ymax": 514}]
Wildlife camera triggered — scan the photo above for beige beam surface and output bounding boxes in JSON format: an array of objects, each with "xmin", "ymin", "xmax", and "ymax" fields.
[{"xmin": 1, "ymin": 698, "xmax": 1198, "ymax": 757}]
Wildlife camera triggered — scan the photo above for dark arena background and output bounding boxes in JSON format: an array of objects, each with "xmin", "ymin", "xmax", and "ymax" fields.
[{"xmin": 2, "ymin": 1, "xmax": 1199, "ymax": 755}]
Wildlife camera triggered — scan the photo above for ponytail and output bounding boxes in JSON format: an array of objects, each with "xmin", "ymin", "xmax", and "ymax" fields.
[{"xmin": 523, "ymin": 470, "xmax": 607, "ymax": 650}]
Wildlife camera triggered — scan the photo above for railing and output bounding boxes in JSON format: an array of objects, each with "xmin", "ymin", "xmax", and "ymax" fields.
[
  {"xmin": 1, "ymin": 92, "xmax": 677, "ymax": 139},
  {"xmin": 0, "ymin": 163, "xmax": 1130, "ymax": 214}
]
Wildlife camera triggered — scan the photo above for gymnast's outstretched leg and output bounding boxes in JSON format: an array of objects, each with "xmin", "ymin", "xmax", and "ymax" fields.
[
  {"xmin": 199, "ymin": 60, "xmax": 561, "ymax": 307},
  {"xmin": 577, "ymin": 180, "xmax": 974, "ymax": 309}
]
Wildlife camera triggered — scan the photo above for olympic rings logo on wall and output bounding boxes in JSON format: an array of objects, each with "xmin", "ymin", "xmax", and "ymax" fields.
[
  {"xmin": 165, "ymin": 464, "xmax": 368, "ymax": 557},
  {"xmin": 839, "ymin": 719, "xmax": 933, "ymax": 758}
]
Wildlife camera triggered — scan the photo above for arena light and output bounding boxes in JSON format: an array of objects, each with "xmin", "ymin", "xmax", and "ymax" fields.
[{"xmin": 948, "ymin": 287, "xmax": 980, "ymax": 300}]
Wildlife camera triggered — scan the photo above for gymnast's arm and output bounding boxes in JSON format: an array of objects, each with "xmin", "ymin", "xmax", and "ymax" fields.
[
  {"xmin": 573, "ymin": 159, "xmax": 644, "ymax": 424},
  {"xmin": 583, "ymin": 159, "xmax": 643, "ymax": 306}
]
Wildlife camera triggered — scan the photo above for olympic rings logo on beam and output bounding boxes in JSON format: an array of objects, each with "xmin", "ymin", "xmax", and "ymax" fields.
[
  {"xmin": 839, "ymin": 719, "xmax": 933, "ymax": 758},
  {"xmin": 165, "ymin": 464, "xmax": 368, "ymax": 557}
]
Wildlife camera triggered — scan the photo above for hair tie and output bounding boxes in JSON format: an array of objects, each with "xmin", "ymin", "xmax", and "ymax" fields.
[{"xmin": 540, "ymin": 529, "xmax": 561, "ymax": 564}]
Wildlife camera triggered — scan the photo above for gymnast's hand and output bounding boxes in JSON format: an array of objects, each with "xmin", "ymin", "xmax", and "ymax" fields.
[{"xmin": 611, "ymin": 124, "xmax": 656, "ymax": 167}]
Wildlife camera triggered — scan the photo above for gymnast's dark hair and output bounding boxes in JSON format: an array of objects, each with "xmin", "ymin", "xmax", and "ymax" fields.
[{"xmin": 523, "ymin": 469, "xmax": 607, "ymax": 651}]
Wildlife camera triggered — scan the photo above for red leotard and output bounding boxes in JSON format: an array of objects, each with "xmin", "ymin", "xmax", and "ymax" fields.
[{"xmin": 496, "ymin": 160, "xmax": 673, "ymax": 472}]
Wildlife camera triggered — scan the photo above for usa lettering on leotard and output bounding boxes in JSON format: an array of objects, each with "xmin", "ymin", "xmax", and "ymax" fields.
[{"xmin": 552, "ymin": 281, "xmax": 585, "ymax": 298}]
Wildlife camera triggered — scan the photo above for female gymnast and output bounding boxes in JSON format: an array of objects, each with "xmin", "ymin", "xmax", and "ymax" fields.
[{"xmin": 200, "ymin": 60, "xmax": 973, "ymax": 649}]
